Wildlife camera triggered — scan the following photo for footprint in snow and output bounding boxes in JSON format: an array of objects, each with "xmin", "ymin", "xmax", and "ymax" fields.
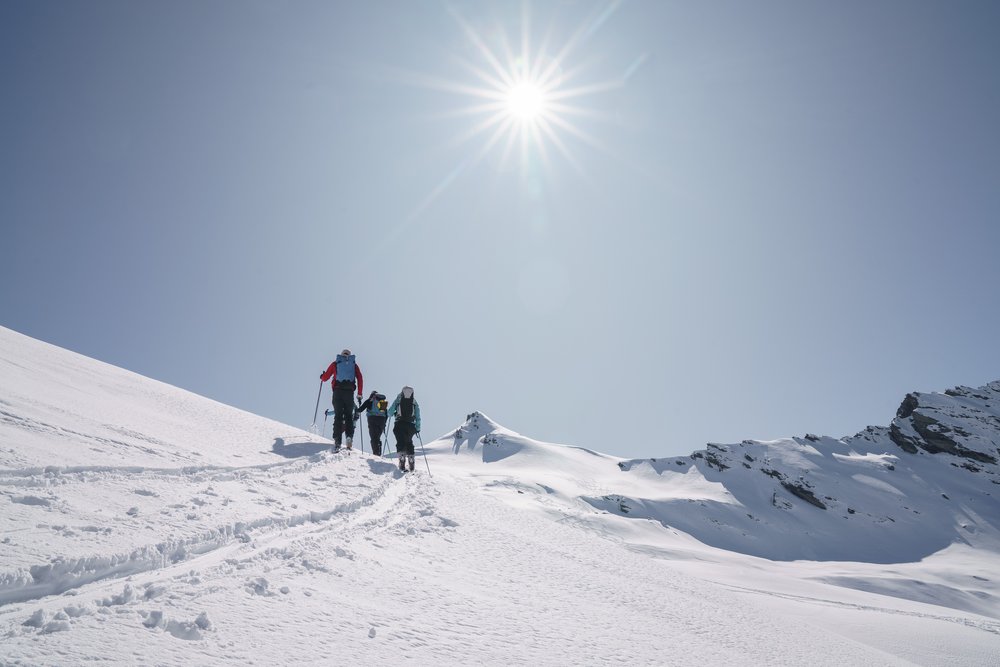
[
  {"xmin": 245, "ymin": 577, "xmax": 274, "ymax": 596},
  {"xmin": 142, "ymin": 610, "xmax": 212, "ymax": 640},
  {"xmin": 11, "ymin": 495, "xmax": 52, "ymax": 507}
]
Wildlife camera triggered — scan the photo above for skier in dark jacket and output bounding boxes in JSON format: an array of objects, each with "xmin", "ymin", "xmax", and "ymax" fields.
[
  {"xmin": 320, "ymin": 349, "xmax": 364, "ymax": 452},
  {"xmin": 356, "ymin": 390, "xmax": 389, "ymax": 456},
  {"xmin": 387, "ymin": 385, "xmax": 421, "ymax": 472}
]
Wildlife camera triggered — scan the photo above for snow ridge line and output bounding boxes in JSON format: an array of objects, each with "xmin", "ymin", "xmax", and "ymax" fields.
[
  {"xmin": 0, "ymin": 456, "xmax": 324, "ymax": 487},
  {"xmin": 0, "ymin": 473, "xmax": 395, "ymax": 607}
]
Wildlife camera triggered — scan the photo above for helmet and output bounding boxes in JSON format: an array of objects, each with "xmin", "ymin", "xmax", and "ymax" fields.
[
  {"xmin": 341, "ymin": 348, "xmax": 352, "ymax": 356},
  {"xmin": 402, "ymin": 386, "xmax": 414, "ymax": 399}
]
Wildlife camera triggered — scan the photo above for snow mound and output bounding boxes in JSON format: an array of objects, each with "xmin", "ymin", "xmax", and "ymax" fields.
[{"xmin": 446, "ymin": 411, "xmax": 609, "ymax": 465}]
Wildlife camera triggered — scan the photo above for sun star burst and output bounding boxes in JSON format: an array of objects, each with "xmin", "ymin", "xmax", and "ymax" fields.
[{"xmin": 436, "ymin": 3, "xmax": 625, "ymax": 174}]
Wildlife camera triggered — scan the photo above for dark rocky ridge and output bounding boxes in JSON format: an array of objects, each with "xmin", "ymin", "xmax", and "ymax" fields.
[{"xmin": 888, "ymin": 382, "xmax": 1000, "ymax": 465}]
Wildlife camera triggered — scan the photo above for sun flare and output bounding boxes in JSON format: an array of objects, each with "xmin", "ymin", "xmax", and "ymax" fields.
[
  {"xmin": 505, "ymin": 80, "xmax": 548, "ymax": 121},
  {"xmin": 424, "ymin": 4, "xmax": 626, "ymax": 174},
  {"xmin": 400, "ymin": 4, "xmax": 630, "ymax": 219}
]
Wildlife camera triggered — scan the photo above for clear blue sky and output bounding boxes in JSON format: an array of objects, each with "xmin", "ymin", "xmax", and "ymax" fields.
[{"xmin": 3, "ymin": 1, "xmax": 999, "ymax": 459}]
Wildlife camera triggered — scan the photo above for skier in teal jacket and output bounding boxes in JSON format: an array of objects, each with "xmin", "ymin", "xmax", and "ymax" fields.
[{"xmin": 388, "ymin": 386, "xmax": 421, "ymax": 472}]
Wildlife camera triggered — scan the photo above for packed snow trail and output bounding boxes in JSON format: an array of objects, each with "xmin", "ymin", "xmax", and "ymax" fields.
[
  {"xmin": 7, "ymin": 453, "xmax": 991, "ymax": 665},
  {"xmin": 0, "ymin": 451, "xmax": 400, "ymax": 605}
]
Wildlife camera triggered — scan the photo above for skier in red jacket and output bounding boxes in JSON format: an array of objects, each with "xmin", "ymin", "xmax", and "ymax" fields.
[{"xmin": 320, "ymin": 349, "xmax": 364, "ymax": 451}]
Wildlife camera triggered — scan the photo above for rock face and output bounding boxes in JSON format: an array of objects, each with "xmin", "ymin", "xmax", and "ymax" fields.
[{"xmin": 888, "ymin": 383, "xmax": 1000, "ymax": 465}]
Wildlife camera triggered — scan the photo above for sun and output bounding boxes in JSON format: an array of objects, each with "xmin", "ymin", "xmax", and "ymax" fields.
[
  {"xmin": 505, "ymin": 80, "xmax": 548, "ymax": 122},
  {"xmin": 421, "ymin": 4, "xmax": 626, "ymax": 174},
  {"xmin": 396, "ymin": 4, "xmax": 631, "ymax": 218}
]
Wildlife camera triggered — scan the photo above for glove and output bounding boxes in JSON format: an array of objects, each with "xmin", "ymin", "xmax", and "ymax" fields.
[{"xmin": 357, "ymin": 397, "xmax": 363, "ymax": 408}]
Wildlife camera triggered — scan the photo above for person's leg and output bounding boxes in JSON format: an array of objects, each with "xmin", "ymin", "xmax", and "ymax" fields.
[
  {"xmin": 331, "ymin": 391, "xmax": 344, "ymax": 447},
  {"xmin": 369, "ymin": 416, "xmax": 385, "ymax": 456},
  {"xmin": 403, "ymin": 424, "xmax": 416, "ymax": 471},
  {"xmin": 393, "ymin": 421, "xmax": 406, "ymax": 470},
  {"xmin": 334, "ymin": 387, "xmax": 354, "ymax": 447},
  {"xmin": 344, "ymin": 394, "xmax": 356, "ymax": 443}
]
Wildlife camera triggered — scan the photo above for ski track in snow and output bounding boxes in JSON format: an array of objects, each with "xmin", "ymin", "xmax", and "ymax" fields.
[
  {"xmin": 722, "ymin": 583, "xmax": 1000, "ymax": 636},
  {"xmin": 0, "ymin": 452, "xmax": 396, "ymax": 605}
]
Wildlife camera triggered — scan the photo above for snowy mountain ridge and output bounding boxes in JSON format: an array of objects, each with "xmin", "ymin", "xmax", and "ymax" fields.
[
  {"xmin": 2, "ymin": 325, "xmax": 1000, "ymax": 664},
  {"xmin": 440, "ymin": 383, "xmax": 1000, "ymax": 564}
]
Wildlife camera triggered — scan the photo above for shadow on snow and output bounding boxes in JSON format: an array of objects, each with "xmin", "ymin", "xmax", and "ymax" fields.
[{"xmin": 271, "ymin": 437, "xmax": 333, "ymax": 458}]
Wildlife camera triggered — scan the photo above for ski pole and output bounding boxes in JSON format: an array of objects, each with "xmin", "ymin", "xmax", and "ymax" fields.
[
  {"xmin": 382, "ymin": 417, "xmax": 389, "ymax": 457},
  {"xmin": 417, "ymin": 433, "xmax": 431, "ymax": 477},
  {"xmin": 311, "ymin": 380, "xmax": 323, "ymax": 428},
  {"xmin": 385, "ymin": 416, "xmax": 394, "ymax": 457},
  {"xmin": 358, "ymin": 412, "xmax": 365, "ymax": 455}
]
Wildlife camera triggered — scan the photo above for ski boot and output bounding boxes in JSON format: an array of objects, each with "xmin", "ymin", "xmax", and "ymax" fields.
[
  {"xmin": 407, "ymin": 455, "xmax": 415, "ymax": 473},
  {"xmin": 398, "ymin": 455, "xmax": 406, "ymax": 472},
  {"xmin": 346, "ymin": 436, "xmax": 353, "ymax": 451}
]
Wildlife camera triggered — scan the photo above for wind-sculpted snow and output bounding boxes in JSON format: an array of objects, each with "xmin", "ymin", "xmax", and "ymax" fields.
[{"xmin": 3, "ymin": 326, "xmax": 1000, "ymax": 665}]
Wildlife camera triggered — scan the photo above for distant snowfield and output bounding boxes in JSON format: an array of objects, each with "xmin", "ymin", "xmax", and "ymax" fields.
[{"xmin": 1, "ymin": 325, "xmax": 999, "ymax": 665}]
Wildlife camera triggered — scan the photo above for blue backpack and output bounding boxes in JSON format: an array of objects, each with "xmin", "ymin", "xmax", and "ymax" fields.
[
  {"xmin": 368, "ymin": 393, "xmax": 388, "ymax": 417},
  {"xmin": 335, "ymin": 354, "xmax": 356, "ymax": 386}
]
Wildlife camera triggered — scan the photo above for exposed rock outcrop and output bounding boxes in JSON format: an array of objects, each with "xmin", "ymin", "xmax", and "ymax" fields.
[{"xmin": 888, "ymin": 383, "xmax": 1000, "ymax": 465}]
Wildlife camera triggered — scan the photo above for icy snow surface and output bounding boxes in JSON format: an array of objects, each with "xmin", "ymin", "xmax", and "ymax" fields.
[{"xmin": 1, "ymin": 325, "xmax": 999, "ymax": 665}]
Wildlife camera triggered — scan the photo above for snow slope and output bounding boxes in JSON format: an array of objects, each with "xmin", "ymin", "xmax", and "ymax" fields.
[{"xmin": 2, "ymin": 325, "xmax": 999, "ymax": 665}]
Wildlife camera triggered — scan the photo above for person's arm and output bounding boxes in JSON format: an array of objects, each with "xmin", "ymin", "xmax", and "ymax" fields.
[
  {"xmin": 355, "ymin": 365, "xmax": 364, "ymax": 399},
  {"xmin": 319, "ymin": 361, "xmax": 335, "ymax": 383},
  {"xmin": 357, "ymin": 397, "xmax": 372, "ymax": 413},
  {"xmin": 387, "ymin": 395, "xmax": 400, "ymax": 419},
  {"xmin": 414, "ymin": 401, "xmax": 421, "ymax": 432}
]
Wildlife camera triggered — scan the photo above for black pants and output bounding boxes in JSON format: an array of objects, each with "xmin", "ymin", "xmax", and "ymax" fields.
[
  {"xmin": 393, "ymin": 420, "xmax": 416, "ymax": 456},
  {"xmin": 367, "ymin": 415, "xmax": 387, "ymax": 455},
  {"xmin": 332, "ymin": 383, "xmax": 356, "ymax": 444}
]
